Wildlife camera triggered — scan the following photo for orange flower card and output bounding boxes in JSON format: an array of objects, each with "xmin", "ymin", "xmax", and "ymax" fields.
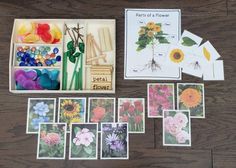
[
  {"xmin": 118, "ymin": 98, "xmax": 145, "ymax": 133},
  {"xmin": 177, "ymin": 83, "xmax": 205, "ymax": 118},
  {"xmin": 88, "ymin": 97, "xmax": 115, "ymax": 131}
]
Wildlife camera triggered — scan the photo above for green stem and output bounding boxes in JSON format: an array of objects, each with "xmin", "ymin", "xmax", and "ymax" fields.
[{"xmin": 69, "ymin": 57, "xmax": 80, "ymax": 90}]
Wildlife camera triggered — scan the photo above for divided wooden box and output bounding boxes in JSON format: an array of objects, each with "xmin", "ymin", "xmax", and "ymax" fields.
[{"xmin": 9, "ymin": 19, "xmax": 116, "ymax": 93}]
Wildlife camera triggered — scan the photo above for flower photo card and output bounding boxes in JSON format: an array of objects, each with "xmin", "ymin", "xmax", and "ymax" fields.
[
  {"xmin": 163, "ymin": 110, "xmax": 191, "ymax": 146},
  {"xmin": 177, "ymin": 83, "xmax": 205, "ymax": 118},
  {"xmin": 147, "ymin": 83, "xmax": 175, "ymax": 118},
  {"xmin": 26, "ymin": 98, "xmax": 56, "ymax": 134},
  {"xmin": 88, "ymin": 97, "xmax": 115, "ymax": 131},
  {"xmin": 124, "ymin": 8, "xmax": 182, "ymax": 80},
  {"xmin": 58, "ymin": 97, "xmax": 86, "ymax": 132},
  {"xmin": 37, "ymin": 123, "xmax": 67, "ymax": 159},
  {"xmin": 69, "ymin": 123, "xmax": 98, "ymax": 160},
  {"xmin": 118, "ymin": 98, "xmax": 145, "ymax": 133},
  {"xmin": 101, "ymin": 123, "xmax": 129, "ymax": 159}
]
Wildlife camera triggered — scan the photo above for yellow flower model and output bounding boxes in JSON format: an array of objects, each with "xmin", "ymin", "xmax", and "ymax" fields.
[
  {"xmin": 61, "ymin": 100, "xmax": 80, "ymax": 118},
  {"xmin": 180, "ymin": 88, "xmax": 201, "ymax": 108},
  {"xmin": 170, "ymin": 49, "xmax": 184, "ymax": 63}
]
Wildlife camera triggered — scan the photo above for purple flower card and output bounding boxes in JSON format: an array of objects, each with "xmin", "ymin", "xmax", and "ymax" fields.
[
  {"xmin": 101, "ymin": 123, "xmax": 129, "ymax": 159},
  {"xmin": 148, "ymin": 83, "xmax": 175, "ymax": 118},
  {"xmin": 26, "ymin": 98, "xmax": 56, "ymax": 134}
]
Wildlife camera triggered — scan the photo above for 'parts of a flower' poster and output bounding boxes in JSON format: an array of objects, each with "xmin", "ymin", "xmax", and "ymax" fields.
[{"xmin": 124, "ymin": 8, "xmax": 224, "ymax": 80}]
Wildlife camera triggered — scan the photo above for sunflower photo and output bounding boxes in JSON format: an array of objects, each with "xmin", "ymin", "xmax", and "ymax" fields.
[
  {"xmin": 101, "ymin": 123, "xmax": 128, "ymax": 159},
  {"xmin": 177, "ymin": 83, "xmax": 205, "ymax": 118},
  {"xmin": 37, "ymin": 123, "xmax": 66, "ymax": 159},
  {"xmin": 69, "ymin": 123, "xmax": 98, "ymax": 160},
  {"xmin": 88, "ymin": 97, "xmax": 115, "ymax": 131},
  {"xmin": 26, "ymin": 98, "xmax": 56, "ymax": 134},
  {"xmin": 58, "ymin": 98, "xmax": 86, "ymax": 132}
]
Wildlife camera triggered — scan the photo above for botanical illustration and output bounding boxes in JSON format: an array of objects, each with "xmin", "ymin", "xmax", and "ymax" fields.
[
  {"xmin": 163, "ymin": 110, "xmax": 191, "ymax": 146},
  {"xmin": 169, "ymin": 48, "xmax": 185, "ymax": 63},
  {"xmin": 27, "ymin": 98, "xmax": 55, "ymax": 133},
  {"xmin": 37, "ymin": 123, "xmax": 66, "ymax": 159},
  {"xmin": 70, "ymin": 124, "xmax": 98, "ymax": 159},
  {"xmin": 118, "ymin": 98, "xmax": 145, "ymax": 133},
  {"xmin": 59, "ymin": 98, "xmax": 86, "ymax": 131},
  {"xmin": 101, "ymin": 123, "xmax": 128, "ymax": 159},
  {"xmin": 88, "ymin": 98, "xmax": 115, "ymax": 131},
  {"xmin": 148, "ymin": 84, "xmax": 174, "ymax": 117},
  {"xmin": 178, "ymin": 84, "xmax": 204, "ymax": 118},
  {"xmin": 181, "ymin": 37, "xmax": 197, "ymax": 46},
  {"xmin": 136, "ymin": 21, "xmax": 169, "ymax": 71}
]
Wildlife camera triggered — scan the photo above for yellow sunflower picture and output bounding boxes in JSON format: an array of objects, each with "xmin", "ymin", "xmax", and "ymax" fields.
[
  {"xmin": 178, "ymin": 84, "xmax": 205, "ymax": 118},
  {"xmin": 169, "ymin": 49, "xmax": 184, "ymax": 63},
  {"xmin": 59, "ymin": 98, "xmax": 86, "ymax": 131}
]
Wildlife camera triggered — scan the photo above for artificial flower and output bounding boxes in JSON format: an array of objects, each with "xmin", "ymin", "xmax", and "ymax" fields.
[
  {"xmin": 180, "ymin": 88, "xmax": 201, "ymax": 108},
  {"xmin": 61, "ymin": 100, "xmax": 80, "ymax": 118},
  {"xmin": 33, "ymin": 102, "xmax": 49, "ymax": 116},
  {"xmin": 169, "ymin": 49, "xmax": 184, "ymax": 63}
]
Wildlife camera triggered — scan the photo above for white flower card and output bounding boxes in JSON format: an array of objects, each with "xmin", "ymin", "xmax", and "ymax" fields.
[{"xmin": 124, "ymin": 8, "xmax": 181, "ymax": 80}]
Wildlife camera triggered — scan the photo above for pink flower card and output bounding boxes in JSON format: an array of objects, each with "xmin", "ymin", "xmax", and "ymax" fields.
[
  {"xmin": 37, "ymin": 123, "xmax": 67, "ymax": 159},
  {"xmin": 163, "ymin": 110, "xmax": 191, "ymax": 146},
  {"xmin": 88, "ymin": 97, "xmax": 116, "ymax": 132},
  {"xmin": 148, "ymin": 83, "xmax": 175, "ymax": 118},
  {"xmin": 69, "ymin": 123, "xmax": 98, "ymax": 160},
  {"xmin": 118, "ymin": 98, "xmax": 145, "ymax": 133}
]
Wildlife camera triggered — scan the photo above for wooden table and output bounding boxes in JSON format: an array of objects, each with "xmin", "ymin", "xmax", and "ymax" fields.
[{"xmin": 0, "ymin": 0, "xmax": 235, "ymax": 167}]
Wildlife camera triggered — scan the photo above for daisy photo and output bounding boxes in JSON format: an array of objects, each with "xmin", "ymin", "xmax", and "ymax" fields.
[
  {"xmin": 177, "ymin": 83, "xmax": 205, "ymax": 118},
  {"xmin": 101, "ymin": 123, "xmax": 129, "ymax": 159},
  {"xmin": 58, "ymin": 98, "xmax": 86, "ymax": 132}
]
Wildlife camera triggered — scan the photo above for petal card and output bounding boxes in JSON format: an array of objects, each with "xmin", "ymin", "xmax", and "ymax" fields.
[
  {"xmin": 177, "ymin": 83, "xmax": 205, "ymax": 118},
  {"xmin": 37, "ymin": 123, "xmax": 67, "ymax": 159},
  {"xmin": 118, "ymin": 98, "xmax": 145, "ymax": 133},
  {"xmin": 26, "ymin": 98, "xmax": 56, "ymax": 134},
  {"xmin": 203, "ymin": 60, "xmax": 224, "ymax": 80},
  {"xmin": 197, "ymin": 41, "xmax": 221, "ymax": 62},
  {"xmin": 101, "ymin": 123, "xmax": 129, "ymax": 159},
  {"xmin": 88, "ymin": 97, "xmax": 115, "ymax": 131},
  {"xmin": 69, "ymin": 123, "xmax": 98, "ymax": 160},
  {"xmin": 58, "ymin": 97, "xmax": 86, "ymax": 132},
  {"xmin": 124, "ymin": 8, "xmax": 182, "ymax": 80},
  {"xmin": 147, "ymin": 83, "xmax": 175, "ymax": 118},
  {"xmin": 163, "ymin": 110, "xmax": 191, "ymax": 146}
]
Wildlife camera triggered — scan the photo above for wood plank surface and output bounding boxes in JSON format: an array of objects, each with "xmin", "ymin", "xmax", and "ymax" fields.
[{"xmin": 0, "ymin": 0, "xmax": 235, "ymax": 168}]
